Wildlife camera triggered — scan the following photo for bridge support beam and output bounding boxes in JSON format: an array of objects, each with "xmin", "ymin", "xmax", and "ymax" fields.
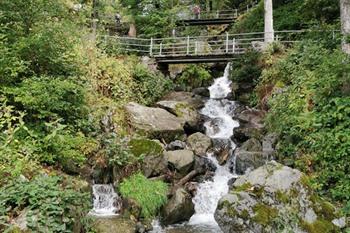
[{"xmin": 264, "ymin": 0, "xmax": 274, "ymax": 43}]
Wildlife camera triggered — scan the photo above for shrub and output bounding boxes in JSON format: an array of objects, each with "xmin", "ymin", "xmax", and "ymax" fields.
[
  {"xmin": 176, "ymin": 64, "xmax": 212, "ymax": 91},
  {"xmin": 5, "ymin": 76, "xmax": 87, "ymax": 125},
  {"xmin": 0, "ymin": 175, "xmax": 91, "ymax": 233},
  {"xmin": 133, "ymin": 64, "xmax": 173, "ymax": 105},
  {"xmin": 261, "ymin": 42, "xmax": 350, "ymax": 204},
  {"xmin": 119, "ymin": 173, "xmax": 168, "ymax": 219}
]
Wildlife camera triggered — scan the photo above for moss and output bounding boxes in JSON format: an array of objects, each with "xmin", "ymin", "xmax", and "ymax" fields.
[
  {"xmin": 129, "ymin": 138, "xmax": 163, "ymax": 157},
  {"xmin": 301, "ymin": 219, "xmax": 338, "ymax": 233},
  {"xmin": 310, "ymin": 195, "xmax": 338, "ymax": 220},
  {"xmin": 300, "ymin": 175, "xmax": 312, "ymax": 190},
  {"xmin": 252, "ymin": 204, "xmax": 278, "ymax": 226},
  {"xmin": 174, "ymin": 102, "xmax": 192, "ymax": 117},
  {"xmin": 217, "ymin": 200, "xmax": 238, "ymax": 217},
  {"xmin": 233, "ymin": 182, "xmax": 252, "ymax": 193},
  {"xmin": 276, "ymin": 190, "xmax": 289, "ymax": 204},
  {"xmin": 239, "ymin": 209, "xmax": 250, "ymax": 220}
]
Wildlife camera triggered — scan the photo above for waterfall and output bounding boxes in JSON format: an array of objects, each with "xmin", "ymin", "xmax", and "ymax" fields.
[
  {"xmin": 89, "ymin": 184, "xmax": 121, "ymax": 216},
  {"xmin": 189, "ymin": 63, "xmax": 239, "ymax": 227}
]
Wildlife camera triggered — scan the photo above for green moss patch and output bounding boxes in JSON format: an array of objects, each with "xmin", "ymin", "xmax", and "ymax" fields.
[
  {"xmin": 129, "ymin": 138, "xmax": 163, "ymax": 157},
  {"xmin": 301, "ymin": 219, "xmax": 338, "ymax": 233},
  {"xmin": 252, "ymin": 204, "xmax": 278, "ymax": 226}
]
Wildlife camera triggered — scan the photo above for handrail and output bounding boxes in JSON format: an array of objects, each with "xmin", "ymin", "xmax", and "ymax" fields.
[{"xmin": 101, "ymin": 29, "xmax": 341, "ymax": 58}]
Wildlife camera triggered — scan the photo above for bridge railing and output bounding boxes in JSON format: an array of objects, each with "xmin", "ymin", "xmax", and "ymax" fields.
[
  {"xmin": 180, "ymin": 1, "xmax": 259, "ymax": 20},
  {"xmin": 102, "ymin": 30, "xmax": 341, "ymax": 57}
]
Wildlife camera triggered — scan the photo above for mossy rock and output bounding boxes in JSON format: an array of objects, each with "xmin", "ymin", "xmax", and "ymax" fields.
[
  {"xmin": 129, "ymin": 138, "xmax": 164, "ymax": 157},
  {"xmin": 301, "ymin": 219, "xmax": 339, "ymax": 233}
]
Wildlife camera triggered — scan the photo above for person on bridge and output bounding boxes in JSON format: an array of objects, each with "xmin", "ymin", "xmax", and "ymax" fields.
[{"xmin": 193, "ymin": 5, "xmax": 201, "ymax": 19}]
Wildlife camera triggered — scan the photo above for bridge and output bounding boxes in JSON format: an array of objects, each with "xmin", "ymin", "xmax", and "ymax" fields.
[
  {"xmin": 176, "ymin": 2, "xmax": 258, "ymax": 26},
  {"xmin": 101, "ymin": 30, "xmax": 339, "ymax": 64}
]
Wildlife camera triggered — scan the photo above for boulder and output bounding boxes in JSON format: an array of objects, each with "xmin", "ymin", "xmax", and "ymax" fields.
[
  {"xmin": 125, "ymin": 102, "xmax": 184, "ymax": 142},
  {"xmin": 156, "ymin": 100, "xmax": 200, "ymax": 129},
  {"xmin": 166, "ymin": 140, "xmax": 187, "ymax": 151},
  {"xmin": 161, "ymin": 91, "xmax": 205, "ymax": 109},
  {"xmin": 161, "ymin": 188, "xmax": 195, "ymax": 225},
  {"xmin": 186, "ymin": 132, "xmax": 212, "ymax": 156},
  {"xmin": 231, "ymin": 122, "xmax": 265, "ymax": 144},
  {"xmin": 164, "ymin": 150, "xmax": 194, "ymax": 175},
  {"xmin": 236, "ymin": 108, "xmax": 266, "ymax": 128},
  {"xmin": 262, "ymin": 133, "xmax": 278, "ymax": 156},
  {"xmin": 92, "ymin": 216, "xmax": 136, "ymax": 233},
  {"xmin": 128, "ymin": 139, "xmax": 167, "ymax": 177},
  {"xmin": 215, "ymin": 161, "xmax": 342, "ymax": 233},
  {"xmin": 235, "ymin": 138, "xmax": 269, "ymax": 174}
]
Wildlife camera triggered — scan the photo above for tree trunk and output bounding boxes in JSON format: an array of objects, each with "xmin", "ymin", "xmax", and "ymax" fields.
[
  {"xmin": 264, "ymin": 0, "xmax": 274, "ymax": 43},
  {"xmin": 341, "ymin": 0, "xmax": 350, "ymax": 54}
]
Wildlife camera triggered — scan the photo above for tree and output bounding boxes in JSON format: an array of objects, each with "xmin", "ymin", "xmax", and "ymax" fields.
[
  {"xmin": 341, "ymin": 0, "xmax": 350, "ymax": 54},
  {"xmin": 264, "ymin": 0, "xmax": 274, "ymax": 43}
]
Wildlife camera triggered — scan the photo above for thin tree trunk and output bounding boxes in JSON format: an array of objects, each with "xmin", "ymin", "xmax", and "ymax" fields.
[
  {"xmin": 341, "ymin": 0, "xmax": 350, "ymax": 54},
  {"xmin": 264, "ymin": 0, "xmax": 274, "ymax": 43}
]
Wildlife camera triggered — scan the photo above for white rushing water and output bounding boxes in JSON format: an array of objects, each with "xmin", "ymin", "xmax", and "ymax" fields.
[
  {"xmin": 89, "ymin": 184, "xmax": 121, "ymax": 216},
  {"xmin": 189, "ymin": 63, "xmax": 239, "ymax": 227}
]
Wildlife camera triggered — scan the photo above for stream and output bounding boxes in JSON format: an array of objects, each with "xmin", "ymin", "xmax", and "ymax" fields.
[{"xmin": 151, "ymin": 63, "xmax": 239, "ymax": 233}]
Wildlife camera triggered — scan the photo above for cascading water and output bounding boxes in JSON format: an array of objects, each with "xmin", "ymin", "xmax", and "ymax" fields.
[
  {"xmin": 150, "ymin": 63, "xmax": 239, "ymax": 233},
  {"xmin": 188, "ymin": 63, "xmax": 239, "ymax": 228},
  {"xmin": 89, "ymin": 184, "xmax": 121, "ymax": 216}
]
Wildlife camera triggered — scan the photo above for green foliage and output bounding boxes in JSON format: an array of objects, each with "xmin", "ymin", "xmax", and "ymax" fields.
[
  {"xmin": 133, "ymin": 64, "xmax": 173, "ymax": 105},
  {"xmin": 230, "ymin": 50, "xmax": 262, "ymax": 83},
  {"xmin": 129, "ymin": 138, "xmax": 164, "ymax": 157},
  {"xmin": 261, "ymin": 42, "xmax": 350, "ymax": 204},
  {"xmin": 119, "ymin": 173, "xmax": 168, "ymax": 219},
  {"xmin": 176, "ymin": 64, "xmax": 212, "ymax": 91},
  {"xmin": 5, "ymin": 77, "xmax": 87, "ymax": 124},
  {"xmin": 0, "ymin": 175, "xmax": 91, "ymax": 233},
  {"xmin": 102, "ymin": 134, "xmax": 141, "ymax": 167}
]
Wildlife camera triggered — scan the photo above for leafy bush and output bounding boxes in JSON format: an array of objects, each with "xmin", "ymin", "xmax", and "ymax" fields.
[
  {"xmin": 0, "ymin": 175, "xmax": 91, "ymax": 233},
  {"xmin": 230, "ymin": 50, "xmax": 262, "ymax": 83},
  {"xmin": 119, "ymin": 173, "xmax": 168, "ymax": 219},
  {"xmin": 176, "ymin": 64, "xmax": 212, "ymax": 91},
  {"xmin": 260, "ymin": 42, "xmax": 350, "ymax": 204},
  {"xmin": 133, "ymin": 64, "xmax": 173, "ymax": 105},
  {"xmin": 5, "ymin": 76, "xmax": 87, "ymax": 125}
]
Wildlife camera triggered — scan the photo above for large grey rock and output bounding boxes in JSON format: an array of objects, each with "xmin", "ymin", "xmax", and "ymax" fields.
[
  {"xmin": 161, "ymin": 188, "xmax": 195, "ymax": 225},
  {"xmin": 156, "ymin": 100, "xmax": 200, "ymax": 128},
  {"xmin": 161, "ymin": 91, "xmax": 205, "ymax": 109},
  {"xmin": 215, "ymin": 161, "xmax": 342, "ymax": 233},
  {"xmin": 142, "ymin": 155, "xmax": 167, "ymax": 178},
  {"xmin": 164, "ymin": 150, "xmax": 194, "ymax": 175},
  {"xmin": 236, "ymin": 108, "xmax": 266, "ymax": 128},
  {"xmin": 186, "ymin": 132, "xmax": 212, "ymax": 156},
  {"xmin": 235, "ymin": 138, "xmax": 269, "ymax": 174},
  {"xmin": 125, "ymin": 102, "xmax": 184, "ymax": 142}
]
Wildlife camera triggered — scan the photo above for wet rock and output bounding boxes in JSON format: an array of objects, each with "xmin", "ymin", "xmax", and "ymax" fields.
[
  {"xmin": 231, "ymin": 122, "xmax": 265, "ymax": 144},
  {"xmin": 262, "ymin": 133, "xmax": 278, "ymax": 156},
  {"xmin": 193, "ymin": 156, "xmax": 217, "ymax": 174},
  {"xmin": 166, "ymin": 140, "xmax": 187, "ymax": 151},
  {"xmin": 192, "ymin": 87, "xmax": 210, "ymax": 97},
  {"xmin": 240, "ymin": 138, "xmax": 262, "ymax": 152},
  {"xmin": 186, "ymin": 132, "xmax": 212, "ymax": 156},
  {"xmin": 215, "ymin": 161, "xmax": 342, "ymax": 233},
  {"xmin": 211, "ymin": 138, "xmax": 233, "ymax": 165},
  {"xmin": 125, "ymin": 102, "xmax": 185, "ymax": 142},
  {"xmin": 161, "ymin": 188, "xmax": 195, "ymax": 225},
  {"xmin": 164, "ymin": 150, "xmax": 194, "ymax": 175},
  {"xmin": 92, "ymin": 216, "xmax": 136, "ymax": 233}
]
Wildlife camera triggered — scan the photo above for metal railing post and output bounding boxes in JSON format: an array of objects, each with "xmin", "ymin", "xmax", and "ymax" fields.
[
  {"xmin": 160, "ymin": 43, "xmax": 163, "ymax": 55},
  {"xmin": 216, "ymin": 10, "xmax": 219, "ymax": 18},
  {"xmin": 332, "ymin": 30, "xmax": 335, "ymax": 40},
  {"xmin": 232, "ymin": 38, "xmax": 236, "ymax": 53},
  {"xmin": 187, "ymin": 36, "xmax": 190, "ymax": 55},
  {"xmin": 150, "ymin": 38, "xmax": 153, "ymax": 56},
  {"xmin": 247, "ymin": 5, "xmax": 249, "ymax": 13},
  {"xmin": 226, "ymin": 33, "xmax": 229, "ymax": 53},
  {"xmin": 195, "ymin": 41, "xmax": 198, "ymax": 55},
  {"xmin": 235, "ymin": 9, "xmax": 238, "ymax": 17}
]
